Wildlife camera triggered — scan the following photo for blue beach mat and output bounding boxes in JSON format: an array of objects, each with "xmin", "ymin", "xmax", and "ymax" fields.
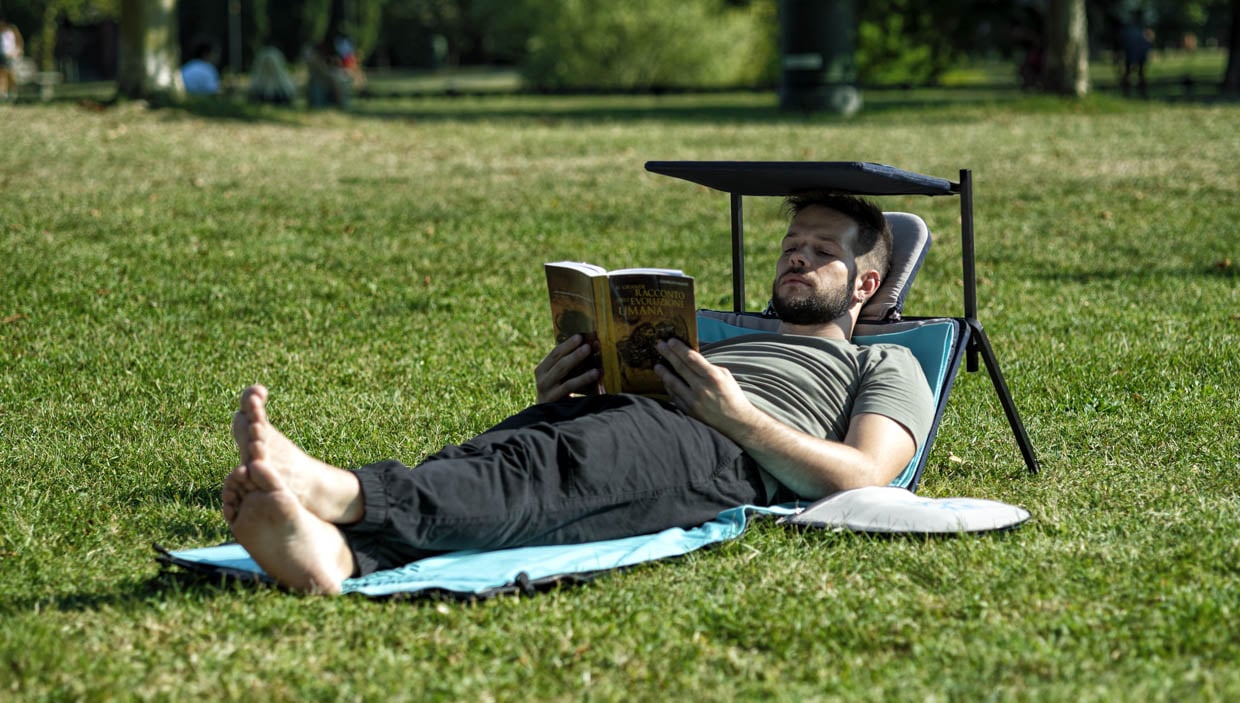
[
  {"xmin": 156, "ymin": 504, "xmax": 799, "ymax": 599},
  {"xmin": 157, "ymin": 492, "xmax": 1028, "ymax": 598}
]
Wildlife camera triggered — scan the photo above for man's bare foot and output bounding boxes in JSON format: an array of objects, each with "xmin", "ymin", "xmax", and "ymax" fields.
[
  {"xmin": 229, "ymin": 458, "xmax": 355, "ymax": 595},
  {"xmin": 223, "ymin": 384, "xmax": 364, "ymax": 525},
  {"xmin": 221, "ymin": 464, "xmax": 252, "ymax": 525}
]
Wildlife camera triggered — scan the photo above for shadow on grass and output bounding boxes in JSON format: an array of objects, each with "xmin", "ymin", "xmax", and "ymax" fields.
[
  {"xmin": 0, "ymin": 570, "xmax": 248, "ymax": 616},
  {"xmin": 40, "ymin": 92, "xmax": 311, "ymax": 126},
  {"xmin": 28, "ymin": 80, "xmax": 1236, "ymax": 128},
  {"xmin": 336, "ymin": 90, "xmax": 1240, "ymax": 129},
  {"xmin": 158, "ymin": 96, "xmax": 309, "ymax": 125},
  {"xmin": 345, "ymin": 88, "xmax": 1025, "ymax": 126}
]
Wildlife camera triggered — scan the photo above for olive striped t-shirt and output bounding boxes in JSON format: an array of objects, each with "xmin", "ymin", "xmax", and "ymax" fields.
[{"xmin": 702, "ymin": 333, "xmax": 934, "ymax": 497}]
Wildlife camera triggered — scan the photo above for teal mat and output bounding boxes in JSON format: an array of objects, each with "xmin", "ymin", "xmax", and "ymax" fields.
[{"xmin": 158, "ymin": 505, "xmax": 798, "ymax": 598}]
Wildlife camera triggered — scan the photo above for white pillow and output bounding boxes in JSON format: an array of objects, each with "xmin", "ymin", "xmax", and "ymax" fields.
[{"xmin": 781, "ymin": 486, "xmax": 1030, "ymax": 534}]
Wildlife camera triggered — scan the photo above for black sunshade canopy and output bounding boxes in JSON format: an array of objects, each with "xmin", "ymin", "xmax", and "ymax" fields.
[{"xmin": 643, "ymin": 161, "xmax": 958, "ymax": 197}]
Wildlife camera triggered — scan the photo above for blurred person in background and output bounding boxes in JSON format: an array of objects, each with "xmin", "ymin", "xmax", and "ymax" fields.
[
  {"xmin": 0, "ymin": 15, "xmax": 23, "ymax": 101},
  {"xmin": 182, "ymin": 40, "xmax": 221, "ymax": 96},
  {"xmin": 249, "ymin": 47, "xmax": 297, "ymax": 105},
  {"xmin": 1121, "ymin": 12, "xmax": 1153, "ymax": 98}
]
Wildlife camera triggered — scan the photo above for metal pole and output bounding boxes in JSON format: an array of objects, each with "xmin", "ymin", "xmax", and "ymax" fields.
[
  {"xmin": 960, "ymin": 169, "xmax": 979, "ymax": 372},
  {"xmin": 730, "ymin": 193, "xmax": 745, "ymax": 312},
  {"xmin": 970, "ymin": 321, "xmax": 1041, "ymax": 475}
]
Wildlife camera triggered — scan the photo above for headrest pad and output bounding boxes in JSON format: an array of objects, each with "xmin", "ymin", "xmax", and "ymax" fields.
[{"xmin": 860, "ymin": 212, "xmax": 931, "ymax": 322}]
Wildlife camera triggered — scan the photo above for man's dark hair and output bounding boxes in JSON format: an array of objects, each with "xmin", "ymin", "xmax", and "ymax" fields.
[{"xmin": 782, "ymin": 192, "xmax": 892, "ymax": 282}]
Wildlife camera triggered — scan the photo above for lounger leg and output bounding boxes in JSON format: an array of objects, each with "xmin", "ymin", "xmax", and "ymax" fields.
[{"xmin": 966, "ymin": 319, "xmax": 1040, "ymax": 475}]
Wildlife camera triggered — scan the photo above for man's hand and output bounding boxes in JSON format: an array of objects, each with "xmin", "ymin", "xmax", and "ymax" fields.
[
  {"xmin": 535, "ymin": 334, "xmax": 602, "ymax": 404},
  {"xmin": 654, "ymin": 338, "xmax": 760, "ymax": 433}
]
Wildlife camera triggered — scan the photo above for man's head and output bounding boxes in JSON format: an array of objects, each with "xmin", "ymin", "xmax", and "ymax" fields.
[{"xmin": 770, "ymin": 193, "xmax": 892, "ymax": 336}]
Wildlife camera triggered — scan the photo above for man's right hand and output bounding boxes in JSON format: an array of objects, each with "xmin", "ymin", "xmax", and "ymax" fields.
[{"xmin": 534, "ymin": 334, "xmax": 602, "ymax": 404}]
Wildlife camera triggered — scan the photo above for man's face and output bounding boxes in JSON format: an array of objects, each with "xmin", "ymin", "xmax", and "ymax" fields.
[{"xmin": 770, "ymin": 205, "xmax": 860, "ymax": 326}]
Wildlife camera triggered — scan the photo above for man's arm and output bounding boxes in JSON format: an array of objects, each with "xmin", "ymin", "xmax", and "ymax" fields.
[{"xmin": 654, "ymin": 338, "xmax": 916, "ymax": 499}]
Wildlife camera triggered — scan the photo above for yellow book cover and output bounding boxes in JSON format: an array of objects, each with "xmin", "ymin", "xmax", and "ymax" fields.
[{"xmin": 545, "ymin": 262, "xmax": 697, "ymax": 396}]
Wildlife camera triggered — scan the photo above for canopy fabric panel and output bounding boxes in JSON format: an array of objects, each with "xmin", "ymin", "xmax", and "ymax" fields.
[{"xmin": 644, "ymin": 161, "xmax": 957, "ymax": 197}]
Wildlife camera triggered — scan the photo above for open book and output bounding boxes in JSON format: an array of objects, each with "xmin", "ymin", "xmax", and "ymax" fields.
[{"xmin": 545, "ymin": 262, "xmax": 697, "ymax": 396}]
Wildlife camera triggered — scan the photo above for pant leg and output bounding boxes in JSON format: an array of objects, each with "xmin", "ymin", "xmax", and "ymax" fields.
[{"xmin": 339, "ymin": 394, "xmax": 767, "ymax": 575}]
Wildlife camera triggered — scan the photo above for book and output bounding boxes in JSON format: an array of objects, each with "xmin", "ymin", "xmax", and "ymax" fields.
[{"xmin": 545, "ymin": 261, "xmax": 698, "ymax": 396}]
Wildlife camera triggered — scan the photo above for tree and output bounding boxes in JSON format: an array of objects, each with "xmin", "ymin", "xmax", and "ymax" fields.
[
  {"xmin": 117, "ymin": 0, "xmax": 179, "ymax": 98},
  {"xmin": 1044, "ymin": 0, "xmax": 1089, "ymax": 96},
  {"xmin": 1224, "ymin": 0, "xmax": 1240, "ymax": 93}
]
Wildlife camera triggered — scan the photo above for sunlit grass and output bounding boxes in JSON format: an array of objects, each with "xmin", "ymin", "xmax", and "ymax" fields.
[{"xmin": 1, "ymin": 92, "xmax": 1238, "ymax": 701}]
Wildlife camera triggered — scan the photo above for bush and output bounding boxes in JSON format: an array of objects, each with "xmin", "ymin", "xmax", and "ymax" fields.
[
  {"xmin": 519, "ymin": 0, "xmax": 772, "ymax": 90},
  {"xmin": 856, "ymin": 13, "xmax": 938, "ymax": 85}
]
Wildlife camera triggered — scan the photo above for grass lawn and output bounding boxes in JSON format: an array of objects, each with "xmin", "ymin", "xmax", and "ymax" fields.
[{"xmin": 1, "ymin": 85, "xmax": 1238, "ymax": 701}]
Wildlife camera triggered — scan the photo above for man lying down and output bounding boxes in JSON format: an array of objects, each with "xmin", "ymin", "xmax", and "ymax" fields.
[{"xmin": 221, "ymin": 193, "xmax": 934, "ymax": 594}]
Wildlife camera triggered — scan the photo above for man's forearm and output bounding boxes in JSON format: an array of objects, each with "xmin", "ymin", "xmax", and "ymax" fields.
[{"xmin": 717, "ymin": 407, "xmax": 893, "ymax": 499}]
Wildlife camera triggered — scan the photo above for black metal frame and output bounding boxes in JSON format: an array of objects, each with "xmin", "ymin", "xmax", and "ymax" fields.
[
  {"xmin": 645, "ymin": 161, "xmax": 1039, "ymax": 475},
  {"xmin": 954, "ymin": 170, "xmax": 1039, "ymax": 474}
]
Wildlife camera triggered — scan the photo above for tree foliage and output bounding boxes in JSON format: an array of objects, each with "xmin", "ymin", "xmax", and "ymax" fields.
[
  {"xmin": 3, "ymin": 0, "xmax": 1239, "ymax": 91},
  {"xmin": 509, "ymin": 0, "xmax": 771, "ymax": 90},
  {"xmin": 854, "ymin": 0, "xmax": 993, "ymax": 85}
]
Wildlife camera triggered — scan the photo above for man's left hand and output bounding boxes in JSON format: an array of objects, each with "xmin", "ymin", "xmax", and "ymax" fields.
[{"xmin": 654, "ymin": 338, "xmax": 759, "ymax": 434}]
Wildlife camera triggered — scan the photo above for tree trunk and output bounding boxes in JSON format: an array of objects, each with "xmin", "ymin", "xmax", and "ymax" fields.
[
  {"xmin": 1224, "ymin": 0, "xmax": 1240, "ymax": 95},
  {"xmin": 1044, "ymin": 0, "xmax": 1089, "ymax": 97},
  {"xmin": 117, "ymin": 0, "xmax": 181, "ymax": 99},
  {"xmin": 40, "ymin": 4, "xmax": 59, "ymax": 71}
]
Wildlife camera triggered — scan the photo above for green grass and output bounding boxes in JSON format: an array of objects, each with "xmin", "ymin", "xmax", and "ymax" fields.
[{"xmin": 2, "ymin": 90, "xmax": 1239, "ymax": 702}]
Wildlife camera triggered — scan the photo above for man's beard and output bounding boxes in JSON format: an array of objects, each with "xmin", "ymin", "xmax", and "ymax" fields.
[{"xmin": 770, "ymin": 272, "xmax": 854, "ymax": 325}]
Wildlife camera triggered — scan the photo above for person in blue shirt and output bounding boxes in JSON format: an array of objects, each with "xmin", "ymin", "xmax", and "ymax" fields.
[{"xmin": 181, "ymin": 41, "xmax": 220, "ymax": 96}]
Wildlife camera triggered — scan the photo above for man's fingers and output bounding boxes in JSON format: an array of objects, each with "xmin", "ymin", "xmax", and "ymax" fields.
[
  {"xmin": 536, "ymin": 334, "xmax": 583, "ymax": 375},
  {"xmin": 550, "ymin": 343, "xmax": 593, "ymax": 381},
  {"xmin": 560, "ymin": 367, "xmax": 600, "ymax": 394},
  {"xmin": 536, "ymin": 336, "xmax": 590, "ymax": 388},
  {"xmin": 654, "ymin": 363, "xmax": 692, "ymax": 410},
  {"xmin": 656, "ymin": 338, "xmax": 706, "ymax": 380},
  {"xmin": 540, "ymin": 368, "xmax": 600, "ymax": 404},
  {"xmin": 536, "ymin": 335, "xmax": 601, "ymax": 403}
]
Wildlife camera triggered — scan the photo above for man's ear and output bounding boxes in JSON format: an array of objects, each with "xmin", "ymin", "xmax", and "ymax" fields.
[{"xmin": 854, "ymin": 269, "xmax": 882, "ymax": 305}]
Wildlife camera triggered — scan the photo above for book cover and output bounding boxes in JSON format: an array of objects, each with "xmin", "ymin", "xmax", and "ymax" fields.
[{"xmin": 545, "ymin": 262, "xmax": 697, "ymax": 396}]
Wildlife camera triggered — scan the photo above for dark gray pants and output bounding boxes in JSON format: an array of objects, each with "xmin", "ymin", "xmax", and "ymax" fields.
[{"xmin": 340, "ymin": 394, "xmax": 768, "ymax": 575}]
